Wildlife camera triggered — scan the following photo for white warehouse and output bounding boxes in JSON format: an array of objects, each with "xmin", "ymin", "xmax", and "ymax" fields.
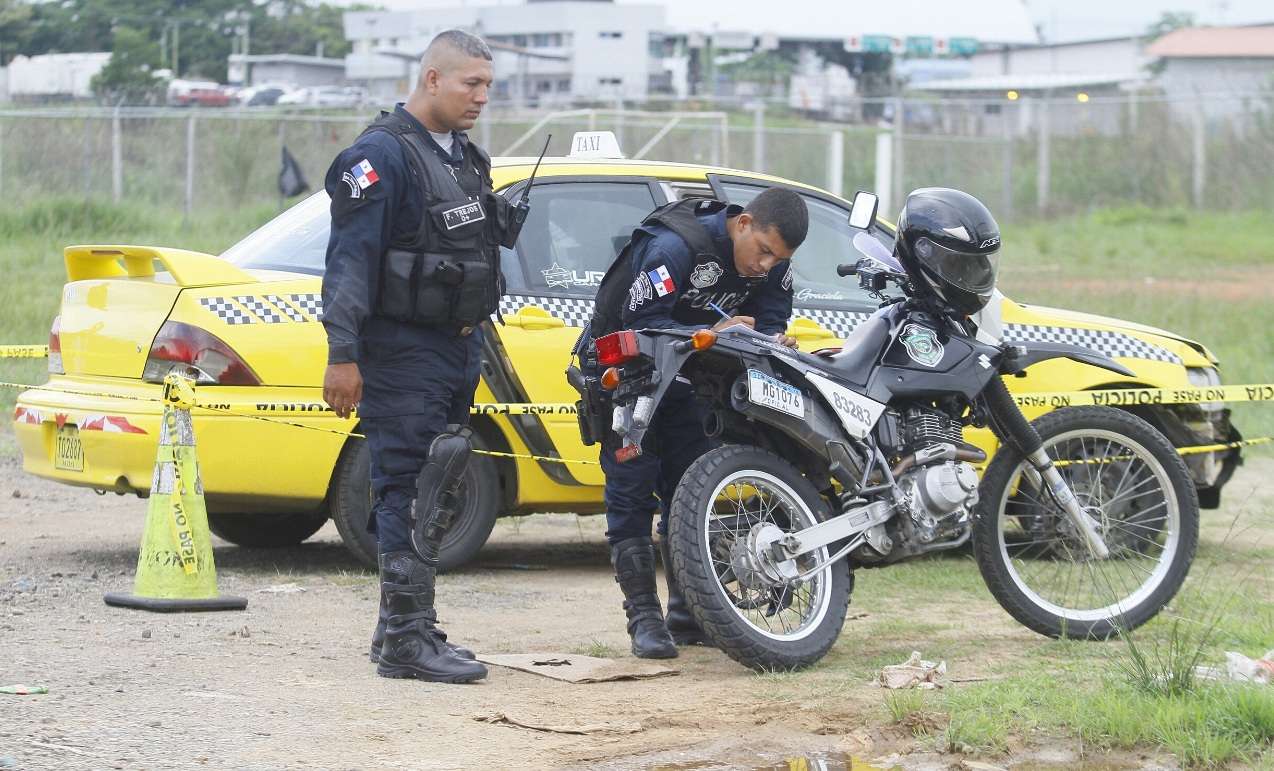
[{"xmin": 344, "ymin": 0, "xmax": 667, "ymax": 102}]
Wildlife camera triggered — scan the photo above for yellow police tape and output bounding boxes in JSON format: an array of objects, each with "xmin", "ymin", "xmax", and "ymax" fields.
[
  {"xmin": 3, "ymin": 373, "xmax": 1273, "ymax": 468},
  {"xmin": 0, "ymin": 344, "xmax": 49, "ymax": 359}
]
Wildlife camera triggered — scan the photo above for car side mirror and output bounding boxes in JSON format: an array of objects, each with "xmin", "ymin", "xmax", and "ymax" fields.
[{"xmin": 848, "ymin": 190, "xmax": 879, "ymax": 230}]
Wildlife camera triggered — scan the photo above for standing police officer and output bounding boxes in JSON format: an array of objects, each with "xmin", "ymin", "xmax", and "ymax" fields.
[
  {"xmin": 322, "ymin": 30, "xmax": 519, "ymax": 683},
  {"xmin": 581, "ymin": 189, "xmax": 809, "ymax": 658}
]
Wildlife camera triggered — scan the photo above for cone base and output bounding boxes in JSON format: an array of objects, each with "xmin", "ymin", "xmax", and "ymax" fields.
[{"xmin": 104, "ymin": 592, "xmax": 248, "ymax": 613}]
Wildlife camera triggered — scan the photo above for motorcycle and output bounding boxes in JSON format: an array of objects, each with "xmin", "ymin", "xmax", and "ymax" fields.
[{"xmin": 593, "ymin": 189, "xmax": 1199, "ymax": 672}]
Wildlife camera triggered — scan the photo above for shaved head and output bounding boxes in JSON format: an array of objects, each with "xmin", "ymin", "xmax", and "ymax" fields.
[
  {"xmin": 407, "ymin": 28, "xmax": 494, "ymax": 133},
  {"xmin": 420, "ymin": 29, "xmax": 492, "ymax": 76}
]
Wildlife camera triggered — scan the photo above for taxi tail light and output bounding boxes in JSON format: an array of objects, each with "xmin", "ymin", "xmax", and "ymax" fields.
[
  {"xmin": 143, "ymin": 321, "xmax": 262, "ymax": 386},
  {"xmin": 600, "ymin": 366, "xmax": 622, "ymax": 391},
  {"xmin": 48, "ymin": 315, "xmax": 63, "ymax": 374},
  {"xmin": 595, "ymin": 330, "xmax": 640, "ymax": 366}
]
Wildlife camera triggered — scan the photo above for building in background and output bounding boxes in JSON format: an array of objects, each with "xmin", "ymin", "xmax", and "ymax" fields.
[
  {"xmin": 3, "ymin": 52, "xmax": 110, "ymax": 101},
  {"xmin": 1147, "ymin": 25, "xmax": 1274, "ymax": 119},
  {"xmin": 227, "ymin": 54, "xmax": 347, "ymax": 88},
  {"xmin": 344, "ymin": 0, "xmax": 666, "ymax": 103}
]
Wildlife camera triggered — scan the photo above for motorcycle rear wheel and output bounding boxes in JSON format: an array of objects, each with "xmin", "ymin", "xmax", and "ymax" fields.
[{"xmin": 668, "ymin": 444, "xmax": 853, "ymax": 672}]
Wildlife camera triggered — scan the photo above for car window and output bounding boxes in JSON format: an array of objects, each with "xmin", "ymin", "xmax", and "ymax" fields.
[
  {"xmin": 221, "ymin": 191, "xmax": 330, "ymax": 275},
  {"xmin": 505, "ymin": 181, "xmax": 660, "ymax": 295},
  {"xmin": 718, "ymin": 181, "xmax": 892, "ymax": 311}
]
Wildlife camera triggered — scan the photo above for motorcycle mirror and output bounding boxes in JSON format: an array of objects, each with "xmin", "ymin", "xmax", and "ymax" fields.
[{"xmin": 848, "ymin": 190, "xmax": 879, "ymax": 230}]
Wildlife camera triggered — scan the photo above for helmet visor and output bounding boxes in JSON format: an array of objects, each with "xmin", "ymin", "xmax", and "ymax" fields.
[{"xmin": 915, "ymin": 237, "xmax": 999, "ymax": 294}]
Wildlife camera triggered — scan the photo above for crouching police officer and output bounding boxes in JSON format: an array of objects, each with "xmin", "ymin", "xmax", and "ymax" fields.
[
  {"xmin": 577, "ymin": 189, "xmax": 809, "ymax": 658},
  {"xmin": 321, "ymin": 30, "xmax": 521, "ymax": 683}
]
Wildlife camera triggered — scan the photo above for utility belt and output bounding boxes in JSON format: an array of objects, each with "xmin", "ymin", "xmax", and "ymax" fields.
[
  {"xmin": 379, "ymin": 198, "xmax": 503, "ymax": 329},
  {"xmin": 566, "ymin": 327, "xmax": 608, "ymax": 446}
]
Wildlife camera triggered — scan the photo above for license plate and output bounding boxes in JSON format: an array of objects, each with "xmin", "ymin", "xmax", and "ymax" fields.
[
  {"xmin": 747, "ymin": 369, "xmax": 805, "ymax": 418},
  {"xmin": 54, "ymin": 426, "xmax": 84, "ymax": 472}
]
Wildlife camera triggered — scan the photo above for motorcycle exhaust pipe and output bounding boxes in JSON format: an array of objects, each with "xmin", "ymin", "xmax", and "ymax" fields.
[{"xmin": 892, "ymin": 444, "xmax": 987, "ymax": 477}]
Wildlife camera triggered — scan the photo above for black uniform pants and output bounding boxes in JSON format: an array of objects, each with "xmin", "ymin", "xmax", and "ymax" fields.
[
  {"xmin": 358, "ymin": 319, "xmax": 483, "ymax": 555},
  {"xmin": 599, "ymin": 380, "xmax": 713, "ymax": 545}
]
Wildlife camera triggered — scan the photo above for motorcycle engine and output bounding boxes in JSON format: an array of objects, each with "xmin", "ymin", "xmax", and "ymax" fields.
[{"xmin": 896, "ymin": 407, "xmax": 980, "ymax": 543}]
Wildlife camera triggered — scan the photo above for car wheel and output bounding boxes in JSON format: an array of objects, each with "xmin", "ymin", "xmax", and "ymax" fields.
[
  {"xmin": 328, "ymin": 433, "xmax": 502, "ymax": 572},
  {"xmin": 206, "ymin": 509, "xmax": 329, "ymax": 548}
]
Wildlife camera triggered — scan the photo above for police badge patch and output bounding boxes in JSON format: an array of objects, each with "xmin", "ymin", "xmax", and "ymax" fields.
[
  {"xmin": 628, "ymin": 274, "xmax": 653, "ymax": 310},
  {"xmin": 900, "ymin": 323, "xmax": 944, "ymax": 367},
  {"xmin": 690, "ymin": 261, "xmax": 723, "ymax": 289},
  {"xmin": 781, "ymin": 266, "xmax": 794, "ymax": 291}
]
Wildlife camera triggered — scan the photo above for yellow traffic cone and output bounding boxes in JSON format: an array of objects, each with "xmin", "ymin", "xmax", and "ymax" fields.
[{"xmin": 104, "ymin": 374, "xmax": 247, "ymax": 612}]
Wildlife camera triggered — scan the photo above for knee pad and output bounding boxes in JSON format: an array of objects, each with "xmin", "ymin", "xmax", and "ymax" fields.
[{"xmin": 409, "ymin": 426, "xmax": 474, "ymax": 565}]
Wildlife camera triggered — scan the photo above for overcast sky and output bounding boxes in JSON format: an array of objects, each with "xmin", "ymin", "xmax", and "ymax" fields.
[
  {"xmin": 359, "ymin": 0, "xmax": 1274, "ymax": 44},
  {"xmin": 1025, "ymin": 0, "xmax": 1273, "ymax": 40}
]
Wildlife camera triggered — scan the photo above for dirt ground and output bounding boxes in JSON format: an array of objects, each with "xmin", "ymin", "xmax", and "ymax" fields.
[{"xmin": 2, "ymin": 456, "xmax": 1270, "ymax": 771}]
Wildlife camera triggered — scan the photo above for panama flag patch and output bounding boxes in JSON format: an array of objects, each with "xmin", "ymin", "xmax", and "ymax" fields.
[
  {"xmin": 351, "ymin": 159, "xmax": 380, "ymax": 189},
  {"xmin": 647, "ymin": 265, "xmax": 676, "ymax": 297}
]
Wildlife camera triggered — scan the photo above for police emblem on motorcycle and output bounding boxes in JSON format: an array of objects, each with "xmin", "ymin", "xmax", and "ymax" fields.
[
  {"xmin": 900, "ymin": 323, "xmax": 944, "ymax": 367},
  {"xmin": 690, "ymin": 262, "xmax": 723, "ymax": 289}
]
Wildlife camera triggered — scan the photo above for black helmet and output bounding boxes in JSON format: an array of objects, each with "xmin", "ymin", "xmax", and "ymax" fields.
[{"xmin": 895, "ymin": 188, "xmax": 1001, "ymax": 316}]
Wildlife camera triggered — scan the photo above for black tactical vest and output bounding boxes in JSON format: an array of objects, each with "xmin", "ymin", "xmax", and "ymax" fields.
[
  {"xmin": 587, "ymin": 198, "xmax": 765, "ymax": 340},
  {"xmin": 361, "ymin": 111, "xmax": 504, "ymax": 329}
]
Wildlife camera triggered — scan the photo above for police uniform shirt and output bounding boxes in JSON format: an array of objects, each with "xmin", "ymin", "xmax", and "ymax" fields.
[
  {"xmin": 622, "ymin": 207, "xmax": 794, "ymax": 335},
  {"xmin": 321, "ymin": 105, "xmax": 476, "ymax": 366}
]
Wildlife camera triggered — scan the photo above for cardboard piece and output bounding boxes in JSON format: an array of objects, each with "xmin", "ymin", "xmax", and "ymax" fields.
[{"xmin": 476, "ymin": 653, "xmax": 678, "ymax": 683}]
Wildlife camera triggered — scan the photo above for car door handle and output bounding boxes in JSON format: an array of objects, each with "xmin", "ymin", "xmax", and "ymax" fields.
[
  {"xmin": 787, "ymin": 317, "xmax": 837, "ymax": 340},
  {"xmin": 503, "ymin": 306, "xmax": 566, "ymax": 330}
]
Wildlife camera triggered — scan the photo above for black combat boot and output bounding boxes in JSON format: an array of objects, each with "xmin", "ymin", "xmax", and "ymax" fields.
[
  {"xmin": 611, "ymin": 537, "xmax": 678, "ymax": 659},
  {"xmin": 658, "ymin": 539, "xmax": 709, "ymax": 646},
  {"xmin": 369, "ymin": 581, "xmax": 475, "ymax": 663},
  {"xmin": 375, "ymin": 551, "xmax": 487, "ymax": 683}
]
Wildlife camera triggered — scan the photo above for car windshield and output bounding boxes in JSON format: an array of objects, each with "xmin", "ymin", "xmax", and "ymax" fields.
[
  {"xmin": 717, "ymin": 181, "xmax": 895, "ymax": 311},
  {"xmin": 221, "ymin": 192, "xmax": 331, "ymax": 274}
]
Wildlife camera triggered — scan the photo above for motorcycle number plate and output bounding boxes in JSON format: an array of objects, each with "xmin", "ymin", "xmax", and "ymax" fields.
[{"xmin": 747, "ymin": 370, "xmax": 805, "ymax": 418}]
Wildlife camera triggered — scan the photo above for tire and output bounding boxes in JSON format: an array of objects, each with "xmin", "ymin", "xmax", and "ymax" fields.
[
  {"xmin": 668, "ymin": 444, "xmax": 853, "ymax": 672},
  {"xmin": 328, "ymin": 433, "xmax": 502, "ymax": 572},
  {"xmin": 207, "ymin": 509, "xmax": 329, "ymax": 548},
  {"xmin": 973, "ymin": 406, "xmax": 1199, "ymax": 639}
]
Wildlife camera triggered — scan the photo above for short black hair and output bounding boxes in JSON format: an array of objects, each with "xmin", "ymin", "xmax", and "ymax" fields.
[
  {"xmin": 744, "ymin": 187, "xmax": 809, "ymax": 251},
  {"xmin": 423, "ymin": 29, "xmax": 493, "ymax": 68}
]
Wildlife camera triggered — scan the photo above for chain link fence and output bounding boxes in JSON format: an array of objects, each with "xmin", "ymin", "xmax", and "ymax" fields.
[{"xmin": 1, "ymin": 91, "xmax": 1270, "ymax": 222}]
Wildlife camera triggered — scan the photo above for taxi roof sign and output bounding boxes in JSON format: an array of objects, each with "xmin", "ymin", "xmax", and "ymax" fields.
[{"xmin": 569, "ymin": 131, "xmax": 625, "ymax": 159}]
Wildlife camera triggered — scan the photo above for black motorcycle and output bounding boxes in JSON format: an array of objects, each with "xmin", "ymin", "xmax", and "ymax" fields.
[{"xmin": 593, "ymin": 188, "xmax": 1199, "ymax": 672}]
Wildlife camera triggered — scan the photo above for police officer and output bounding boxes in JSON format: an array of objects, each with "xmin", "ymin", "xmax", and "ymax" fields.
[
  {"xmin": 582, "ymin": 189, "xmax": 809, "ymax": 658},
  {"xmin": 322, "ymin": 30, "xmax": 519, "ymax": 683}
]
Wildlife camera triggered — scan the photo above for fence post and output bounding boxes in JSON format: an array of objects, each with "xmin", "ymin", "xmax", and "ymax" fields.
[
  {"xmin": 614, "ymin": 97, "xmax": 625, "ymax": 150},
  {"xmin": 112, "ymin": 104, "xmax": 123, "ymax": 203},
  {"xmin": 827, "ymin": 130, "xmax": 844, "ymax": 197},
  {"xmin": 1036, "ymin": 97, "xmax": 1050, "ymax": 215},
  {"xmin": 1191, "ymin": 108, "xmax": 1206, "ymax": 208},
  {"xmin": 184, "ymin": 114, "xmax": 196, "ymax": 220},
  {"xmin": 1001, "ymin": 100, "xmax": 1014, "ymax": 221},
  {"xmin": 719, "ymin": 114, "xmax": 729, "ymax": 168},
  {"xmin": 874, "ymin": 130, "xmax": 893, "ymax": 218},
  {"xmin": 752, "ymin": 101, "xmax": 765, "ymax": 172},
  {"xmin": 0, "ymin": 119, "xmax": 4, "ymax": 200},
  {"xmin": 892, "ymin": 96, "xmax": 905, "ymax": 206}
]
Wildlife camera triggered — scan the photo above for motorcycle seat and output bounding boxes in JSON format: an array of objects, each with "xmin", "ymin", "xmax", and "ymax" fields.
[{"xmin": 818, "ymin": 315, "xmax": 890, "ymax": 387}]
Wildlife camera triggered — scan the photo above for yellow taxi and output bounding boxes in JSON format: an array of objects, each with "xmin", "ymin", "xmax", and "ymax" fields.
[{"xmin": 13, "ymin": 133, "xmax": 1240, "ymax": 569}]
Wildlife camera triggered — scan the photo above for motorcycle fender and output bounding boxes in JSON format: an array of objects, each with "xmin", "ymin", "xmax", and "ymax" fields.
[{"xmin": 805, "ymin": 371, "xmax": 887, "ymax": 440}]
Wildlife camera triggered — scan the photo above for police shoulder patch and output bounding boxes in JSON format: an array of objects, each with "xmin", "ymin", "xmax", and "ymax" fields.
[
  {"xmin": 780, "ymin": 265, "xmax": 794, "ymax": 291},
  {"xmin": 628, "ymin": 274, "xmax": 653, "ymax": 311}
]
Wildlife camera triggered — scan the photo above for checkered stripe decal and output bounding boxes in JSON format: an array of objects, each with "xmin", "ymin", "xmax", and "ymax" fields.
[
  {"xmin": 499, "ymin": 294, "xmax": 594, "ymax": 327},
  {"xmin": 288, "ymin": 293, "xmax": 324, "ymax": 321},
  {"xmin": 1003, "ymin": 324, "xmax": 1181, "ymax": 365},
  {"xmin": 198, "ymin": 297, "xmax": 255, "ymax": 325},
  {"xmin": 265, "ymin": 295, "xmax": 307, "ymax": 322},
  {"xmin": 234, "ymin": 295, "xmax": 283, "ymax": 324},
  {"xmin": 499, "ymin": 295, "xmax": 1180, "ymax": 364}
]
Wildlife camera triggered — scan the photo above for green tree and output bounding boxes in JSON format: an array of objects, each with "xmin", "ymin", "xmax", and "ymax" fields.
[
  {"xmin": 91, "ymin": 24, "xmax": 165, "ymax": 103},
  {"xmin": 0, "ymin": 0, "xmax": 33, "ymax": 65},
  {"xmin": 1145, "ymin": 11, "xmax": 1196, "ymax": 42}
]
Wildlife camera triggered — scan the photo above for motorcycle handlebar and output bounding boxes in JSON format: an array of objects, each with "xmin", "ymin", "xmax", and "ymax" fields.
[{"xmin": 836, "ymin": 263, "xmax": 858, "ymax": 277}]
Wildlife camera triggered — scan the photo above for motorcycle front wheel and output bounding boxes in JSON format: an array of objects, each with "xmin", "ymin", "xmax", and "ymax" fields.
[
  {"xmin": 668, "ymin": 444, "xmax": 853, "ymax": 672},
  {"xmin": 973, "ymin": 407, "xmax": 1199, "ymax": 639}
]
